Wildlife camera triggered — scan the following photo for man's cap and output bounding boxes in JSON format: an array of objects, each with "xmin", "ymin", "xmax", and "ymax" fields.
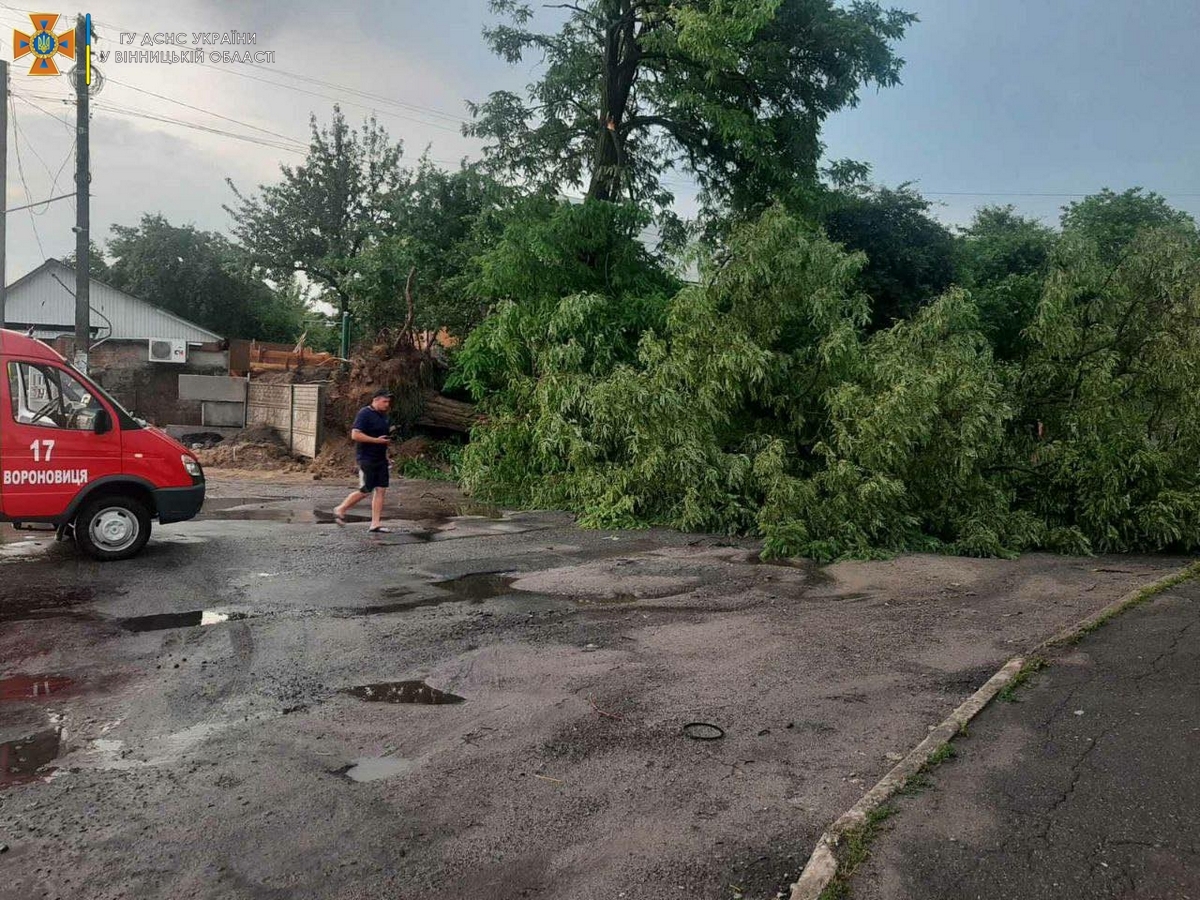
[{"xmin": 372, "ymin": 388, "xmax": 394, "ymax": 399}]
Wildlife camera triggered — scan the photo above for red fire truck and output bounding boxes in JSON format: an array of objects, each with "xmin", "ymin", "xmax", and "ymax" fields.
[{"xmin": 0, "ymin": 329, "xmax": 205, "ymax": 560}]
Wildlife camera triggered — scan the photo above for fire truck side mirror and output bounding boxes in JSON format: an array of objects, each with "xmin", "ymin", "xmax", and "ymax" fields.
[{"xmin": 93, "ymin": 408, "xmax": 112, "ymax": 436}]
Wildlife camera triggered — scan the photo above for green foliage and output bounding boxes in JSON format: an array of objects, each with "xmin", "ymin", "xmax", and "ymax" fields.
[
  {"xmin": 456, "ymin": 191, "xmax": 1200, "ymax": 561},
  {"xmin": 347, "ymin": 157, "xmax": 511, "ymax": 337},
  {"xmin": 450, "ymin": 199, "xmax": 678, "ymax": 401},
  {"xmin": 470, "ymin": 0, "xmax": 915, "ymax": 217},
  {"xmin": 1060, "ymin": 188, "xmax": 1196, "ymax": 264},
  {"xmin": 1018, "ymin": 227, "xmax": 1200, "ymax": 553},
  {"xmin": 226, "ymin": 107, "xmax": 405, "ymax": 315},
  {"xmin": 958, "ymin": 206, "xmax": 1057, "ymax": 361},
  {"xmin": 822, "ymin": 183, "xmax": 959, "ymax": 330},
  {"xmin": 104, "ymin": 214, "xmax": 306, "ymax": 341},
  {"xmin": 62, "ymin": 240, "xmax": 112, "ymax": 280},
  {"xmin": 395, "ymin": 440, "xmax": 464, "ymax": 482}
]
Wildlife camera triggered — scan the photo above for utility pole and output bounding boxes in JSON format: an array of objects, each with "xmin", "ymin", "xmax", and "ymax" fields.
[
  {"xmin": 0, "ymin": 59, "xmax": 8, "ymax": 329},
  {"xmin": 73, "ymin": 14, "xmax": 89, "ymax": 373}
]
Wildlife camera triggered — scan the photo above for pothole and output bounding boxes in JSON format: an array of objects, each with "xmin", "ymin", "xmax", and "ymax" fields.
[
  {"xmin": 0, "ymin": 675, "xmax": 74, "ymax": 701},
  {"xmin": 435, "ymin": 572, "xmax": 519, "ymax": 601},
  {"xmin": 0, "ymin": 586, "xmax": 94, "ymax": 622},
  {"xmin": 118, "ymin": 610, "xmax": 248, "ymax": 632},
  {"xmin": 1, "ymin": 729, "xmax": 61, "ymax": 787},
  {"xmin": 334, "ymin": 756, "xmax": 415, "ymax": 783},
  {"xmin": 343, "ymin": 681, "xmax": 465, "ymax": 705},
  {"xmin": 454, "ymin": 501, "xmax": 504, "ymax": 518}
]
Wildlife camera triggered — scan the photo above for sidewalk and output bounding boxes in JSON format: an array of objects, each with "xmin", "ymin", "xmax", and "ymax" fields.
[{"xmin": 852, "ymin": 578, "xmax": 1200, "ymax": 900}]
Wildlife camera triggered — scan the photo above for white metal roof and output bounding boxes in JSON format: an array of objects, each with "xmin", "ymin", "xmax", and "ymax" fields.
[{"xmin": 3, "ymin": 259, "xmax": 223, "ymax": 343}]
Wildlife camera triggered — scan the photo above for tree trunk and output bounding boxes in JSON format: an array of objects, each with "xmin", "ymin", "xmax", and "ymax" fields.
[
  {"xmin": 587, "ymin": 0, "xmax": 640, "ymax": 202},
  {"xmin": 415, "ymin": 390, "xmax": 479, "ymax": 433}
]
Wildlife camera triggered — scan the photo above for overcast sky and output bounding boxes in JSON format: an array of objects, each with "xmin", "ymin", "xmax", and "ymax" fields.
[{"xmin": 1, "ymin": 0, "xmax": 1197, "ymax": 282}]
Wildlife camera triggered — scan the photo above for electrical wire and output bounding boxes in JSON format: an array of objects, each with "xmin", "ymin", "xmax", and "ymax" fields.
[
  {"xmin": 11, "ymin": 91, "xmax": 74, "ymax": 131},
  {"xmin": 91, "ymin": 102, "xmax": 308, "ymax": 154},
  {"xmin": 86, "ymin": 14, "xmax": 468, "ymax": 127},
  {"xmin": 103, "ymin": 75, "xmax": 308, "ymax": 145},
  {"xmin": 9, "ymin": 97, "xmax": 48, "ymax": 260}
]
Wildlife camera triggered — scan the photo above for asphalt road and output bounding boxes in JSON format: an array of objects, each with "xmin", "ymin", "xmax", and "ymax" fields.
[
  {"xmin": 853, "ymin": 579, "xmax": 1200, "ymax": 900},
  {"xmin": 0, "ymin": 475, "xmax": 1188, "ymax": 900}
]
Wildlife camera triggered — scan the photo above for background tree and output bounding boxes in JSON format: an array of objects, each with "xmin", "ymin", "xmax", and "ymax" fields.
[
  {"xmin": 225, "ymin": 107, "xmax": 404, "ymax": 349},
  {"xmin": 1060, "ymin": 187, "xmax": 1196, "ymax": 263},
  {"xmin": 104, "ymin": 214, "xmax": 306, "ymax": 341},
  {"xmin": 347, "ymin": 159, "xmax": 511, "ymax": 338},
  {"xmin": 62, "ymin": 240, "xmax": 112, "ymax": 280},
  {"xmin": 957, "ymin": 205, "xmax": 1057, "ymax": 360},
  {"xmin": 821, "ymin": 183, "xmax": 958, "ymax": 329},
  {"xmin": 468, "ymin": 0, "xmax": 916, "ymax": 216}
]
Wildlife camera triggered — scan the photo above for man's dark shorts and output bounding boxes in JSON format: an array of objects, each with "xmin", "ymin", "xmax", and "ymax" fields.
[{"xmin": 357, "ymin": 460, "xmax": 390, "ymax": 492}]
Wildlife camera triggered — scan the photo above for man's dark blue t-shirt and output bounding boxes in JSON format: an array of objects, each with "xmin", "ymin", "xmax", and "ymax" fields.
[{"xmin": 352, "ymin": 406, "xmax": 390, "ymax": 463}]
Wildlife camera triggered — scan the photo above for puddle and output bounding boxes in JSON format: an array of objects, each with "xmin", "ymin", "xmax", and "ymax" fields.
[
  {"xmin": 335, "ymin": 756, "xmax": 415, "ymax": 783},
  {"xmin": 0, "ymin": 674, "xmax": 74, "ymax": 701},
  {"xmin": 198, "ymin": 497, "xmax": 286, "ymax": 511},
  {"xmin": 339, "ymin": 591, "xmax": 446, "ymax": 616},
  {"xmin": 0, "ymin": 536, "xmax": 54, "ymax": 560},
  {"xmin": 202, "ymin": 508, "xmax": 355, "ymax": 524},
  {"xmin": 341, "ymin": 572, "xmax": 614, "ymax": 618},
  {"xmin": 435, "ymin": 572, "xmax": 519, "ymax": 601},
  {"xmin": 454, "ymin": 501, "xmax": 504, "ymax": 519},
  {"xmin": 0, "ymin": 586, "xmax": 94, "ymax": 622},
  {"xmin": 118, "ymin": 610, "xmax": 247, "ymax": 632},
  {"xmin": 1, "ymin": 729, "xmax": 61, "ymax": 787},
  {"xmin": 343, "ymin": 680, "xmax": 465, "ymax": 705}
]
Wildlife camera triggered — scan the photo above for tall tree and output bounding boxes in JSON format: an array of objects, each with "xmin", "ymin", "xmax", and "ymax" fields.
[
  {"xmin": 347, "ymin": 158, "xmax": 511, "ymax": 338},
  {"xmin": 958, "ymin": 205, "xmax": 1056, "ymax": 360},
  {"xmin": 104, "ymin": 214, "xmax": 306, "ymax": 341},
  {"xmin": 822, "ymin": 183, "xmax": 958, "ymax": 329},
  {"xmin": 468, "ymin": 0, "xmax": 915, "ymax": 214},
  {"xmin": 225, "ymin": 107, "xmax": 404, "ymax": 330},
  {"xmin": 62, "ymin": 240, "xmax": 111, "ymax": 280},
  {"xmin": 1060, "ymin": 187, "xmax": 1196, "ymax": 263}
]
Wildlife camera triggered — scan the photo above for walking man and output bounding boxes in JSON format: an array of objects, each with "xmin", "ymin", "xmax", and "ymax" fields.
[{"xmin": 333, "ymin": 389, "xmax": 394, "ymax": 532}]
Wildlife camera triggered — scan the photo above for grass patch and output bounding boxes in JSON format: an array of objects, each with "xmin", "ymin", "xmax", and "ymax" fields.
[
  {"xmin": 925, "ymin": 743, "xmax": 957, "ymax": 768},
  {"xmin": 899, "ymin": 742, "xmax": 959, "ymax": 796},
  {"xmin": 998, "ymin": 656, "xmax": 1047, "ymax": 702},
  {"xmin": 395, "ymin": 457, "xmax": 457, "ymax": 481},
  {"xmin": 817, "ymin": 805, "xmax": 897, "ymax": 900},
  {"xmin": 394, "ymin": 439, "xmax": 464, "ymax": 483}
]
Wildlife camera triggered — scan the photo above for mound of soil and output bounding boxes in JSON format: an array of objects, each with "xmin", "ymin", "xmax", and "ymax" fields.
[
  {"xmin": 310, "ymin": 431, "xmax": 357, "ymax": 479},
  {"xmin": 195, "ymin": 425, "xmax": 304, "ymax": 472}
]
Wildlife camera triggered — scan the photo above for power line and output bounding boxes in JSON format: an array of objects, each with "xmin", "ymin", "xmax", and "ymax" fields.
[
  {"xmin": 6, "ymin": 192, "xmax": 73, "ymax": 213},
  {"xmin": 86, "ymin": 15, "xmax": 468, "ymax": 126},
  {"xmin": 201, "ymin": 63, "xmax": 465, "ymax": 133},
  {"xmin": 9, "ymin": 97, "xmax": 48, "ymax": 260},
  {"xmin": 91, "ymin": 102, "xmax": 308, "ymax": 154},
  {"xmin": 103, "ymin": 75, "xmax": 308, "ymax": 146},
  {"xmin": 11, "ymin": 91, "xmax": 74, "ymax": 130},
  {"xmin": 920, "ymin": 190, "xmax": 1200, "ymax": 198},
  {"xmin": 14, "ymin": 92, "xmax": 307, "ymax": 154},
  {"xmin": 244, "ymin": 62, "xmax": 465, "ymax": 124}
]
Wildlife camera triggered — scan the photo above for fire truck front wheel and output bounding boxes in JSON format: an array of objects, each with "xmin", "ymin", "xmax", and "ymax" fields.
[{"xmin": 74, "ymin": 495, "xmax": 153, "ymax": 561}]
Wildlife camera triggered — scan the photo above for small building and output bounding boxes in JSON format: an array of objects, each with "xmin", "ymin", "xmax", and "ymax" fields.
[{"xmin": 3, "ymin": 258, "xmax": 229, "ymax": 425}]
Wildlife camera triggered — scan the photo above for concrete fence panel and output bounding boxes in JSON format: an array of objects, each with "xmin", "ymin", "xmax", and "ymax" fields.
[{"xmin": 246, "ymin": 382, "xmax": 325, "ymax": 459}]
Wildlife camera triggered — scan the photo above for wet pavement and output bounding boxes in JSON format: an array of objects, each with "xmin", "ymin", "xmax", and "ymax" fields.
[
  {"xmin": 0, "ymin": 475, "xmax": 1189, "ymax": 900},
  {"xmin": 849, "ymin": 579, "xmax": 1200, "ymax": 900}
]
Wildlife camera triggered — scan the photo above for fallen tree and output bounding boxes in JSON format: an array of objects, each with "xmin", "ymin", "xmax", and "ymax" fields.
[{"xmin": 325, "ymin": 269, "xmax": 479, "ymax": 435}]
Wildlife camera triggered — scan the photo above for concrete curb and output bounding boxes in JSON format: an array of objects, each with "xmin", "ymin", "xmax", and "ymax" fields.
[{"xmin": 787, "ymin": 563, "xmax": 1199, "ymax": 900}]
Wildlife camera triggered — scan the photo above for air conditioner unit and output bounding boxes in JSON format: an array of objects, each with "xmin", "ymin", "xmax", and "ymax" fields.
[{"xmin": 149, "ymin": 338, "xmax": 188, "ymax": 364}]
